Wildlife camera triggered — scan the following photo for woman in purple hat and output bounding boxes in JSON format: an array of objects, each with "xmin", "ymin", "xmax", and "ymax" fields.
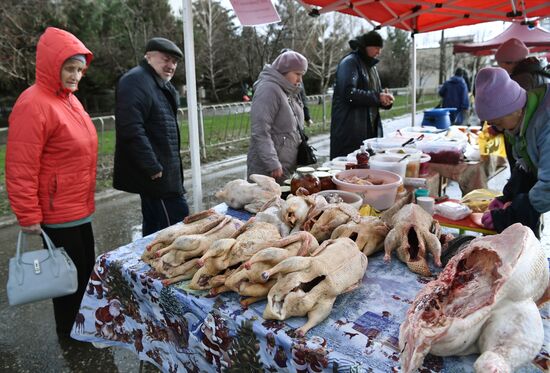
[{"xmin": 475, "ymin": 67, "xmax": 550, "ymax": 237}]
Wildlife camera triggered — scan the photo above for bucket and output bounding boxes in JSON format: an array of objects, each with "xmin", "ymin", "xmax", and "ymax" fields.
[
  {"xmin": 422, "ymin": 108, "xmax": 457, "ymax": 129},
  {"xmin": 369, "ymin": 154, "xmax": 408, "ymax": 179},
  {"xmin": 419, "ymin": 153, "xmax": 431, "ymax": 177},
  {"xmin": 386, "ymin": 148, "xmax": 422, "ymax": 178}
]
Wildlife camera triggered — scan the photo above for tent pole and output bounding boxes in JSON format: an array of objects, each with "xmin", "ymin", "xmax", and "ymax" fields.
[
  {"xmin": 411, "ymin": 33, "xmax": 417, "ymax": 127},
  {"xmin": 182, "ymin": 0, "xmax": 203, "ymax": 212}
]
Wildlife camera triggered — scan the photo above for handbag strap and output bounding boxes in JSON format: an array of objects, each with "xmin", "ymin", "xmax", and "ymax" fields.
[
  {"xmin": 16, "ymin": 229, "xmax": 58, "ymax": 264},
  {"xmin": 287, "ymin": 95, "xmax": 307, "ymax": 141}
]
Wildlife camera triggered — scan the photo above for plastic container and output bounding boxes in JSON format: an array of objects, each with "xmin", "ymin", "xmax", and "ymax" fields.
[
  {"xmin": 316, "ymin": 190, "xmax": 363, "ymax": 210},
  {"xmin": 421, "ymin": 108, "xmax": 457, "ymax": 129},
  {"xmin": 419, "ymin": 153, "xmax": 431, "ymax": 177},
  {"xmin": 363, "ymin": 137, "xmax": 407, "ymax": 153},
  {"xmin": 386, "ymin": 148, "xmax": 422, "ymax": 178},
  {"xmin": 369, "ymin": 154, "xmax": 408, "ymax": 179},
  {"xmin": 416, "ymin": 140, "xmax": 465, "ymax": 164},
  {"xmin": 332, "ymin": 169, "xmax": 402, "ymax": 210}
]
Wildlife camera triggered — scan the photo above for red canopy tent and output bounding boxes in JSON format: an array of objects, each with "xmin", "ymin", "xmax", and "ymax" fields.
[
  {"xmin": 453, "ymin": 22, "xmax": 550, "ymax": 56},
  {"xmin": 299, "ymin": 0, "xmax": 550, "ymax": 34},
  {"xmin": 298, "ymin": 0, "xmax": 550, "ymax": 125}
]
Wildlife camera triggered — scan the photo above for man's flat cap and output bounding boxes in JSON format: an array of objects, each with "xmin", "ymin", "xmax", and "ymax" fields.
[{"xmin": 145, "ymin": 37, "xmax": 183, "ymax": 59}]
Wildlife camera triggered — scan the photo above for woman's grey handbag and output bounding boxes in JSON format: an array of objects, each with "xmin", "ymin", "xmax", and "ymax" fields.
[{"xmin": 6, "ymin": 230, "xmax": 78, "ymax": 306}]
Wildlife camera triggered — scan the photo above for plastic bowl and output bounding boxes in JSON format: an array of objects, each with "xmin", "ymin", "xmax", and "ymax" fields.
[
  {"xmin": 386, "ymin": 147, "xmax": 422, "ymax": 178},
  {"xmin": 419, "ymin": 153, "xmax": 431, "ymax": 176},
  {"xmin": 332, "ymin": 169, "xmax": 402, "ymax": 210},
  {"xmin": 316, "ymin": 190, "xmax": 363, "ymax": 210}
]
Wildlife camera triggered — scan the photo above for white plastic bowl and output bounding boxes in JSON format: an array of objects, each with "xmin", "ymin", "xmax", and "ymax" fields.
[
  {"xmin": 316, "ymin": 190, "xmax": 363, "ymax": 210},
  {"xmin": 332, "ymin": 169, "xmax": 402, "ymax": 210}
]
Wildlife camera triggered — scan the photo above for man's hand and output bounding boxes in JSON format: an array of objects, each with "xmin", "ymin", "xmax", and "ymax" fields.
[
  {"xmin": 151, "ymin": 171, "xmax": 163, "ymax": 180},
  {"xmin": 380, "ymin": 88, "xmax": 394, "ymax": 106},
  {"xmin": 270, "ymin": 168, "xmax": 283, "ymax": 179},
  {"xmin": 306, "ymin": 119, "xmax": 314, "ymax": 127},
  {"xmin": 21, "ymin": 224, "xmax": 41, "ymax": 235}
]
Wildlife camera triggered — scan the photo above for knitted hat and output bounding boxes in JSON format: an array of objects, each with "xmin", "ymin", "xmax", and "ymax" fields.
[
  {"xmin": 349, "ymin": 30, "xmax": 384, "ymax": 50},
  {"xmin": 495, "ymin": 38, "xmax": 529, "ymax": 63},
  {"xmin": 145, "ymin": 37, "xmax": 183, "ymax": 59},
  {"xmin": 271, "ymin": 51, "xmax": 308, "ymax": 74},
  {"xmin": 474, "ymin": 67, "xmax": 527, "ymax": 121}
]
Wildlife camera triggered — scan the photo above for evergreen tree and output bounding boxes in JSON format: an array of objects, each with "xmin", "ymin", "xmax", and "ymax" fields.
[{"xmin": 226, "ymin": 320, "xmax": 263, "ymax": 372}]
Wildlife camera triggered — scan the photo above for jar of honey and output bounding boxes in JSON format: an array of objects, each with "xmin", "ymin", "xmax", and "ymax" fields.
[
  {"xmin": 291, "ymin": 167, "xmax": 321, "ymax": 195},
  {"xmin": 313, "ymin": 171, "xmax": 336, "ymax": 191}
]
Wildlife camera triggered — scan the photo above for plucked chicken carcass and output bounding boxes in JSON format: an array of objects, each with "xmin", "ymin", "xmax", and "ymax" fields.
[
  {"xmin": 142, "ymin": 209, "xmax": 225, "ymax": 263},
  {"xmin": 254, "ymin": 197, "xmax": 292, "ymax": 237},
  {"xmin": 383, "ymin": 203, "xmax": 442, "ymax": 276},
  {"xmin": 331, "ymin": 216, "xmax": 389, "ymax": 256},
  {"xmin": 302, "ymin": 203, "xmax": 361, "ymax": 243},
  {"xmin": 280, "ymin": 191, "xmax": 327, "ymax": 234},
  {"xmin": 262, "ymin": 237, "xmax": 367, "ymax": 336},
  {"xmin": 153, "ymin": 216, "xmax": 244, "ymax": 284},
  {"xmin": 189, "ymin": 220, "xmax": 280, "ymax": 290},
  {"xmin": 215, "ymin": 174, "xmax": 281, "ymax": 213},
  {"xmin": 399, "ymin": 223, "xmax": 549, "ymax": 373},
  {"xmin": 221, "ymin": 231, "xmax": 319, "ymax": 306}
]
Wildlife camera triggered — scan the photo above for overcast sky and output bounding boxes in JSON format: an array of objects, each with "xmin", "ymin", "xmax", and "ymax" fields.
[{"xmin": 169, "ymin": 0, "xmax": 509, "ymax": 49}]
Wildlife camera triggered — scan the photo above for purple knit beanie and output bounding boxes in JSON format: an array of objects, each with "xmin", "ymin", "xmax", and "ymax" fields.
[
  {"xmin": 272, "ymin": 51, "xmax": 308, "ymax": 74},
  {"xmin": 474, "ymin": 67, "xmax": 527, "ymax": 121},
  {"xmin": 495, "ymin": 38, "xmax": 529, "ymax": 63}
]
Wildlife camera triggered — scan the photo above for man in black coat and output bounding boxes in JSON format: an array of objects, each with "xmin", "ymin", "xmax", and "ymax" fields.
[
  {"xmin": 330, "ymin": 30, "xmax": 394, "ymax": 160},
  {"xmin": 113, "ymin": 37, "xmax": 189, "ymax": 236}
]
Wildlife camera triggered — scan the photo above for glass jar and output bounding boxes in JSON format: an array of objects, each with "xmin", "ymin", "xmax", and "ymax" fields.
[
  {"xmin": 291, "ymin": 167, "xmax": 321, "ymax": 195},
  {"xmin": 313, "ymin": 171, "xmax": 336, "ymax": 191}
]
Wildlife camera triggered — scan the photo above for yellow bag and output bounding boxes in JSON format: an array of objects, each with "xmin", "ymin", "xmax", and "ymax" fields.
[
  {"xmin": 460, "ymin": 188, "xmax": 503, "ymax": 213},
  {"xmin": 477, "ymin": 122, "xmax": 507, "ymax": 158}
]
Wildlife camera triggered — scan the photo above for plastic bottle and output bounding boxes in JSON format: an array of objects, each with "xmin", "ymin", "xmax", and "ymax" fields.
[{"xmin": 356, "ymin": 146, "xmax": 370, "ymax": 169}]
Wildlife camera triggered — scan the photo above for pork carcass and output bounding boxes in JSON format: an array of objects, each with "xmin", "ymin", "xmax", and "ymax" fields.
[
  {"xmin": 399, "ymin": 223, "xmax": 549, "ymax": 373},
  {"xmin": 189, "ymin": 220, "xmax": 280, "ymax": 290},
  {"xmin": 331, "ymin": 216, "xmax": 389, "ymax": 256},
  {"xmin": 220, "ymin": 231, "xmax": 319, "ymax": 306},
  {"xmin": 302, "ymin": 203, "xmax": 361, "ymax": 242},
  {"xmin": 383, "ymin": 203, "xmax": 442, "ymax": 276},
  {"xmin": 262, "ymin": 237, "xmax": 367, "ymax": 336},
  {"xmin": 215, "ymin": 174, "xmax": 281, "ymax": 213},
  {"xmin": 142, "ymin": 209, "xmax": 224, "ymax": 263}
]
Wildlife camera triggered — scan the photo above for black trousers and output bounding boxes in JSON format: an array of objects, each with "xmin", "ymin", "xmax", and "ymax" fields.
[
  {"xmin": 139, "ymin": 194, "xmax": 190, "ymax": 236},
  {"xmin": 43, "ymin": 223, "xmax": 95, "ymax": 335}
]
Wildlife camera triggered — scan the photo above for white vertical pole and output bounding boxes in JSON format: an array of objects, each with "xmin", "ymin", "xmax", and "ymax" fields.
[
  {"xmin": 182, "ymin": 0, "xmax": 203, "ymax": 212},
  {"xmin": 411, "ymin": 33, "xmax": 417, "ymax": 127}
]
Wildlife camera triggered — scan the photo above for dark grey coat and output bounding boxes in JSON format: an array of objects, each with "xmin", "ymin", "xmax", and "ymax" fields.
[
  {"xmin": 247, "ymin": 66, "xmax": 304, "ymax": 182},
  {"xmin": 113, "ymin": 60, "xmax": 184, "ymax": 198}
]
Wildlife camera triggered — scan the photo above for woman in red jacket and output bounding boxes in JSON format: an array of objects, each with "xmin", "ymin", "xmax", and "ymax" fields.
[{"xmin": 6, "ymin": 27, "xmax": 97, "ymax": 338}]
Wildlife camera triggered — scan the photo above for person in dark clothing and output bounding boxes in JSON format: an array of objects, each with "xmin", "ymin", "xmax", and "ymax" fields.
[
  {"xmin": 329, "ymin": 30, "xmax": 393, "ymax": 160},
  {"xmin": 439, "ymin": 68, "xmax": 469, "ymax": 125},
  {"xmin": 113, "ymin": 37, "xmax": 189, "ymax": 236}
]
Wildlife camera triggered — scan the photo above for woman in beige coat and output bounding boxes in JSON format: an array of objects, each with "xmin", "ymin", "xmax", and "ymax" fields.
[{"xmin": 246, "ymin": 51, "xmax": 308, "ymax": 183}]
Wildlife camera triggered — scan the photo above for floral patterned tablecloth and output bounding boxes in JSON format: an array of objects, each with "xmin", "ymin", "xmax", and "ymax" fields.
[{"xmin": 72, "ymin": 205, "xmax": 549, "ymax": 373}]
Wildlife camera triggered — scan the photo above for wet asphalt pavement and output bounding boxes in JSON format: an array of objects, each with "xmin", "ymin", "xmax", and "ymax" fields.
[{"xmin": 1, "ymin": 125, "xmax": 548, "ymax": 372}]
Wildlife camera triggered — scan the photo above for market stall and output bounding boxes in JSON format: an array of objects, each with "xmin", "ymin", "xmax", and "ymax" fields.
[{"xmin": 71, "ymin": 204, "xmax": 549, "ymax": 372}]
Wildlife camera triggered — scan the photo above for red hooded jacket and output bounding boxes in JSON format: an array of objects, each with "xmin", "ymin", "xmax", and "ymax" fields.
[{"xmin": 6, "ymin": 27, "xmax": 97, "ymax": 226}]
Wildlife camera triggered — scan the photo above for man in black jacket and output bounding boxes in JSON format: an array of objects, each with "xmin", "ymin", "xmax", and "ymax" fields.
[
  {"xmin": 113, "ymin": 37, "xmax": 189, "ymax": 236},
  {"xmin": 330, "ymin": 30, "xmax": 393, "ymax": 160}
]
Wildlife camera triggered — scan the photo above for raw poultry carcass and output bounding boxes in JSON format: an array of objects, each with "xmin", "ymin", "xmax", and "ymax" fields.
[
  {"xmin": 399, "ymin": 223, "xmax": 549, "ymax": 373},
  {"xmin": 215, "ymin": 174, "xmax": 281, "ymax": 213},
  {"xmin": 142, "ymin": 210, "xmax": 224, "ymax": 263},
  {"xmin": 221, "ymin": 231, "xmax": 319, "ymax": 306},
  {"xmin": 302, "ymin": 202, "xmax": 361, "ymax": 242},
  {"xmin": 153, "ymin": 216, "xmax": 244, "ymax": 283},
  {"xmin": 280, "ymin": 191, "xmax": 327, "ymax": 234},
  {"xmin": 189, "ymin": 220, "xmax": 281, "ymax": 290},
  {"xmin": 255, "ymin": 197, "xmax": 292, "ymax": 237},
  {"xmin": 383, "ymin": 203, "xmax": 442, "ymax": 276},
  {"xmin": 262, "ymin": 237, "xmax": 367, "ymax": 336},
  {"xmin": 331, "ymin": 216, "xmax": 389, "ymax": 256}
]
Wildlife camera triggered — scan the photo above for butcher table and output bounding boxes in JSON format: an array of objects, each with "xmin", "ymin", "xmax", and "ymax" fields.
[{"xmin": 71, "ymin": 204, "xmax": 549, "ymax": 373}]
